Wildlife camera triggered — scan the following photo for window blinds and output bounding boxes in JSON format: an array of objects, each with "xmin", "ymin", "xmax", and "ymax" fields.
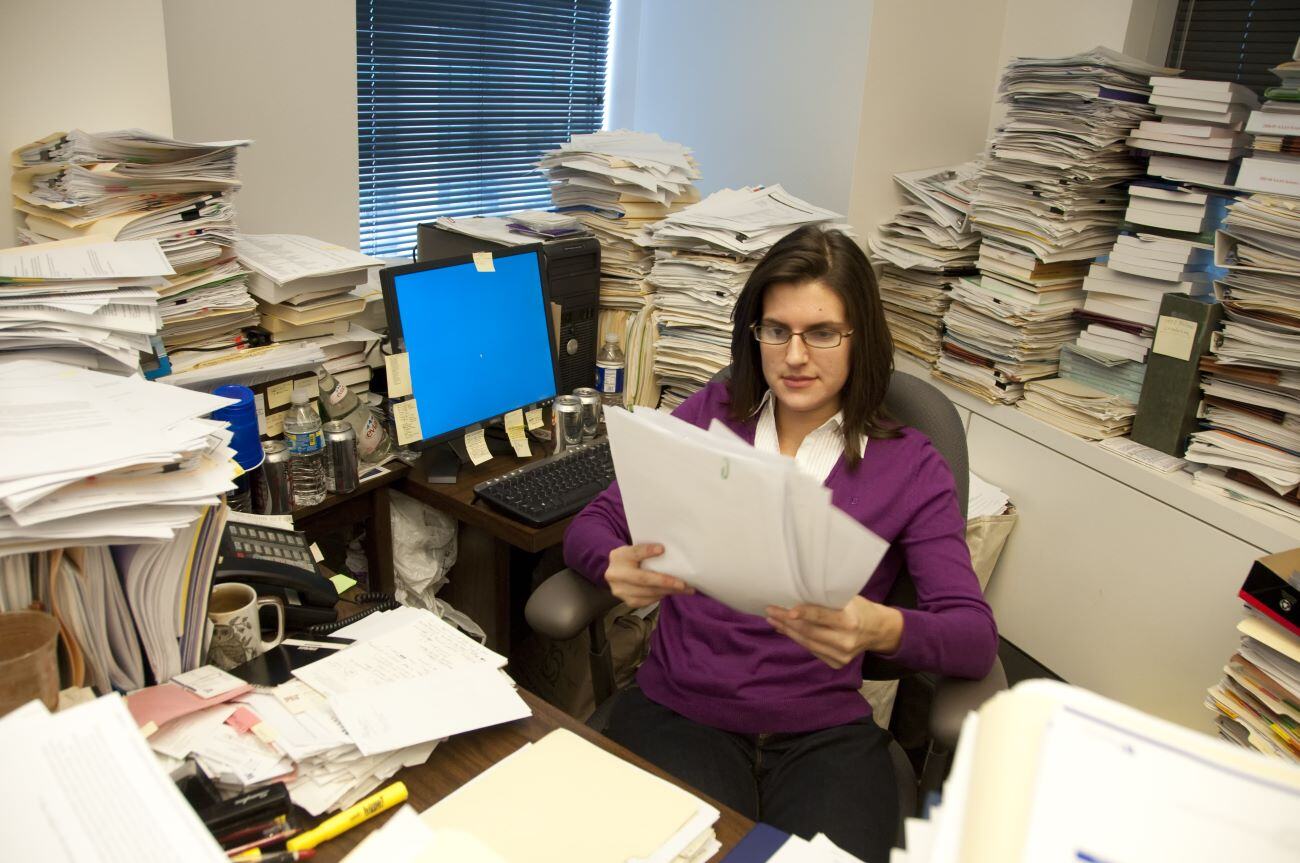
[
  {"xmin": 356, "ymin": 0, "xmax": 611, "ymax": 256},
  {"xmin": 1166, "ymin": 0, "xmax": 1300, "ymax": 96}
]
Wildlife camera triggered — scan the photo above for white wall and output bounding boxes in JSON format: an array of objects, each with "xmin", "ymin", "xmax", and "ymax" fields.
[
  {"xmin": 0, "ymin": 0, "xmax": 173, "ymax": 246},
  {"xmin": 621, "ymin": 0, "xmax": 874, "ymax": 216},
  {"xmin": 162, "ymin": 0, "xmax": 360, "ymax": 249}
]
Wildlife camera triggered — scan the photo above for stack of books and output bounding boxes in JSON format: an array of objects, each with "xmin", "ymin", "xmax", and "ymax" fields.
[
  {"xmin": 641, "ymin": 185, "xmax": 844, "ymax": 409},
  {"xmin": 1206, "ymin": 551, "xmax": 1300, "ymax": 763},
  {"xmin": 1190, "ymin": 56, "xmax": 1300, "ymax": 520},
  {"xmin": 1237, "ymin": 55, "xmax": 1300, "ymax": 196},
  {"xmin": 869, "ymin": 163, "xmax": 981, "ymax": 364},
  {"xmin": 12, "ymin": 130, "xmax": 258, "ymax": 356},
  {"xmin": 951, "ymin": 47, "xmax": 1171, "ymax": 403}
]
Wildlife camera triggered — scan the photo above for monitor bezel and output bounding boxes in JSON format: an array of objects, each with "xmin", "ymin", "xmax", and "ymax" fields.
[{"xmin": 380, "ymin": 244, "xmax": 559, "ymax": 449}]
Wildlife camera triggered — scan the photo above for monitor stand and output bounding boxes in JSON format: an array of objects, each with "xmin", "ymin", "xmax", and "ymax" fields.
[{"xmin": 415, "ymin": 427, "xmax": 520, "ymax": 484}]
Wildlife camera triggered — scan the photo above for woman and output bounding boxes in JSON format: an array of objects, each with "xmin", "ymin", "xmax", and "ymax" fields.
[{"xmin": 563, "ymin": 225, "xmax": 997, "ymax": 861}]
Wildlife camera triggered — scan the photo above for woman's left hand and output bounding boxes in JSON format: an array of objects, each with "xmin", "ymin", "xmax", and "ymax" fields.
[{"xmin": 766, "ymin": 596, "xmax": 904, "ymax": 669}]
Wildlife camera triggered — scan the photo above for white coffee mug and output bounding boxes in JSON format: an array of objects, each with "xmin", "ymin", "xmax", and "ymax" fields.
[{"xmin": 206, "ymin": 583, "xmax": 285, "ymax": 670}]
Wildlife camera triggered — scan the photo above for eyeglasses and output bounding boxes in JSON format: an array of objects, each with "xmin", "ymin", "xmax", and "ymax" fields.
[{"xmin": 750, "ymin": 323, "xmax": 853, "ymax": 349}]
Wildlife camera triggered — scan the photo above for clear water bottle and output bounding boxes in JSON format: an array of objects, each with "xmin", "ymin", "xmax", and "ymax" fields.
[
  {"xmin": 317, "ymin": 369, "xmax": 393, "ymax": 464},
  {"xmin": 284, "ymin": 390, "xmax": 326, "ymax": 507},
  {"xmin": 595, "ymin": 332, "xmax": 625, "ymax": 408}
]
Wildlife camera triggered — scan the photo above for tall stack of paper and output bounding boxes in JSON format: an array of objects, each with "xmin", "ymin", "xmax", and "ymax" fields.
[
  {"xmin": 0, "ymin": 359, "xmax": 238, "ymax": 556},
  {"xmin": 641, "ymin": 186, "xmax": 844, "ymax": 408},
  {"xmin": 0, "ymin": 239, "xmax": 175, "ymax": 373},
  {"xmin": 0, "ymin": 693, "xmax": 228, "ymax": 862},
  {"xmin": 1190, "ymin": 61, "xmax": 1300, "ymax": 519},
  {"xmin": 935, "ymin": 247, "xmax": 1089, "ymax": 404},
  {"xmin": 892, "ymin": 679, "xmax": 1300, "ymax": 863},
  {"xmin": 1237, "ymin": 56, "xmax": 1300, "ymax": 197},
  {"xmin": 605, "ymin": 406, "xmax": 888, "ymax": 612},
  {"xmin": 1018, "ymin": 376, "xmax": 1137, "ymax": 439},
  {"xmin": 132, "ymin": 608, "xmax": 530, "ymax": 816},
  {"xmin": 869, "ymin": 164, "xmax": 981, "ymax": 364}
]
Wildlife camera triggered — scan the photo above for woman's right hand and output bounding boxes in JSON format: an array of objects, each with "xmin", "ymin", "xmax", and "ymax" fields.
[{"xmin": 605, "ymin": 543, "xmax": 694, "ymax": 609}]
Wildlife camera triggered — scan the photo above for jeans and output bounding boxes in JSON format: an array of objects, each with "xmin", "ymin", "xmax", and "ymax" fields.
[{"xmin": 603, "ymin": 687, "xmax": 899, "ymax": 863}]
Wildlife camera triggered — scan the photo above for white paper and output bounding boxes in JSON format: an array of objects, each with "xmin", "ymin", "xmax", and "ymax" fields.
[
  {"xmin": 0, "ymin": 239, "xmax": 175, "ymax": 279},
  {"xmin": 170, "ymin": 665, "xmax": 246, "ymax": 700}
]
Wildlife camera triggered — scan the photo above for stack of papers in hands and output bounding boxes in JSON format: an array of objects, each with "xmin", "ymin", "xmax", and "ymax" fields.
[
  {"xmin": 0, "ymin": 359, "xmax": 237, "ymax": 554},
  {"xmin": 1017, "ymin": 376, "xmax": 1137, "ymax": 439},
  {"xmin": 869, "ymin": 164, "xmax": 981, "ymax": 365},
  {"xmin": 641, "ymin": 186, "xmax": 845, "ymax": 409},
  {"xmin": 0, "ymin": 239, "xmax": 174, "ymax": 374},
  {"xmin": 414, "ymin": 728, "xmax": 720, "ymax": 863},
  {"xmin": 605, "ymin": 407, "xmax": 888, "ymax": 615},
  {"xmin": 138, "ymin": 609, "xmax": 530, "ymax": 816},
  {"xmin": 893, "ymin": 679, "xmax": 1300, "ymax": 863},
  {"xmin": 971, "ymin": 46, "xmax": 1173, "ymax": 263},
  {"xmin": 11, "ymin": 129, "xmax": 249, "ymax": 270},
  {"xmin": 0, "ymin": 693, "xmax": 228, "ymax": 862}
]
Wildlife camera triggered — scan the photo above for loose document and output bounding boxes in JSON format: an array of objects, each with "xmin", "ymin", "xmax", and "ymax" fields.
[{"xmin": 604, "ymin": 407, "xmax": 889, "ymax": 616}]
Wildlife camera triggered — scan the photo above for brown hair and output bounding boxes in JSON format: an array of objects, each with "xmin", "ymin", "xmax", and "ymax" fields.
[{"xmin": 727, "ymin": 225, "xmax": 897, "ymax": 467}]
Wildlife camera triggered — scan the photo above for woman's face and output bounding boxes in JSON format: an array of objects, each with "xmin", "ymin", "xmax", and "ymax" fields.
[{"xmin": 758, "ymin": 279, "xmax": 852, "ymax": 421}]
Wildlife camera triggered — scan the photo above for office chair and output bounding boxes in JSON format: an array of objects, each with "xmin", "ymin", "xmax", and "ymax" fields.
[{"xmin": 524, "ymin": 369, "xmax": 1006, "ymax": 841}]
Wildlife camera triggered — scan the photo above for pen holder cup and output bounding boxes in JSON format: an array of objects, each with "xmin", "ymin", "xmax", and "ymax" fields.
[{"xmin": 0, "ymin": 611, "xmax": 60, "ymax": 717}]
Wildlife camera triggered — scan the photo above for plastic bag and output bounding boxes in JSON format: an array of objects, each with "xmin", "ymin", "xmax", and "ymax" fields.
[{"xmin": 389, "ymin": 489, "xmax": 457, "ymax": 610}]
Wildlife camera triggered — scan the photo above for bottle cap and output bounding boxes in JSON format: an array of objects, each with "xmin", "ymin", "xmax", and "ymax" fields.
[
  {"xmin": 291, "ymin": 389, "xmax": 309, "ymax": 405},
  {"xmin": 604, "ymin": 333, "xmax": 619, "ymax": 343}
]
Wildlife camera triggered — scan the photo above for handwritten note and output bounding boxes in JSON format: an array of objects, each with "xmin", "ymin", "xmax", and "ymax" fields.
[
  {"xmin": 393, "ymin": 399, "xmax": 423, "ymax": 445},
  {"xmin": 505, "ymin": 409, "xmax": 530, "ymax": 458},
  {"xmin": 464, "ymin": 428, "xmax": 492, "ymax": 465},
  {"xmin": 385, "ymin": 352, "xmax": 413, "ymax": 398}
]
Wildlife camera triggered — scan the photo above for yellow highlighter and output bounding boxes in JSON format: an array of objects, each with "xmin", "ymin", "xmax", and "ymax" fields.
[{"xmin": 286, "ymin": 781, "xmax": 408, "ymax": 852}]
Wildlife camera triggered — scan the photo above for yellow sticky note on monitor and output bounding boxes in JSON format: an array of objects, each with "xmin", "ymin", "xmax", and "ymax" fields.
[
  {"xmin": 266, "ymin": 380, "xmax": 293, "ymax": 409},
  {"xmin": 385, "ymin": 352, "xmax": 413, "ymax": 398},
  {"xmin": 393, "ymin": 399, "xmax": 423, "ymax": 445},
  {"xmin": 525, "ymin": 408, "xmax": 544, "ymax": 431},
  {"xmin": 473, "ymin": 251, "xmax": 494, "ymax": 273},
  {"xmin": 465, "ymin": 428, "xmax": 492, "ymax": 465},
  {"xmin": 505, "ymin": 409, "xmax": 530, "ymax": 458}
]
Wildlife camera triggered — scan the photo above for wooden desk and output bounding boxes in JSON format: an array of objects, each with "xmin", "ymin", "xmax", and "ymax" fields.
[
  {"xmin": 398, "ymin": 453, "xmax": 576, "ymax": 650},
  {"xmin": 312, "ymin": 689, "xmax": 754, "ymax": 862}
]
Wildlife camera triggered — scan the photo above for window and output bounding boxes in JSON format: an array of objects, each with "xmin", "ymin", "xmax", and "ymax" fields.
[
  {"xmin": 1166, "ymin": 0, "xmax": 1300, "ymax": 95},
  {"xmin": 356, "ymin": 0, "xmax": 611, "ymax": 257}
]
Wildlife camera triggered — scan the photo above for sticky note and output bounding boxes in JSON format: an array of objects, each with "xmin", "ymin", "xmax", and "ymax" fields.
[
  {"xmin": 393, "ymin": 399, "xmax": 423, "ymax": 445},
  {"xmin": 330, "ymin": 572, "xmax": 358, "ymax": 594},
  {"xmin": 252, "ymin": 722, "xmax": 278, "ymax": 745},
  {"xmin": 473, "ymin": 251, "xmax": 495, "ymax": 272},
  {"xmin": 465, "ymin": 428, "xmax": 492, "ymax": 465},
  {"xmin": 254, "ymin": 391, "xmax": 267, "ymax": 437},
  {"xmin": 1152, "ymin": 315, "xmax": 1199, "ymax": 361},
  {"xmin": 309, "ymin": 543, "xmax": 324, "ymax": 563},
  {"xmin": 385, "ymin": 352, "xmax": 413, "ymax": 398},
  {"xmin": 140, "ymin": 721, "xmax": 158, "ymax": 739},
  {"xmin": 525, "ymin": 408, "xmax": 544, "ymax": 431},
  {"xmin": 505, "ymin": 409, "xmax": 531, "ymax": 458},
  {"xmin": 225, "ymin": 706, "xmax": 262, "ymax": 734},
  {"xmin": 264, "ymin": 410, "xmax": 286, "ymax": 438},
  {"xmin": 266, "ymin": 380, "xmax": 293, "ymax": 409}
]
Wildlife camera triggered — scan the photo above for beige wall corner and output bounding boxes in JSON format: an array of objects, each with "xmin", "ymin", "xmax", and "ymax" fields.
[
  {"xmin": 163, "ymin": 0, "xmax": 361, "ymax": 249},
  {"xmin": 0, "ymin": 0, "xmax": 173, "ymax": 246},
  {"xmin": 847, "ymin": 0, "xmax": 1008, "ymax": 240}
]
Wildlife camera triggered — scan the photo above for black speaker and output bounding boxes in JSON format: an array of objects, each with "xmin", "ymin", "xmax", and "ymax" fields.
[{"xmin": 416, "ymin": 224, "xmax": 601, "ymax": 395}]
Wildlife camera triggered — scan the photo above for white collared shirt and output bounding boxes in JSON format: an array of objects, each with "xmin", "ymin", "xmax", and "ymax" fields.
[{"xmin": 752, "ymin": 391, "xmax": 867, "ymax": 482}]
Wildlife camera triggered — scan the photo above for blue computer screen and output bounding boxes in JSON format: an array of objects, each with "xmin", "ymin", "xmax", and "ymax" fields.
[{"xmin": 390, "ymin": 251, "xmax": 556, "ymax": 442}]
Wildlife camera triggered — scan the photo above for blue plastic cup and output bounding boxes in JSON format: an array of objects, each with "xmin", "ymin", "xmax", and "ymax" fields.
[{"xmin": 212, "ymin": 384, "xmax": 264, "ymax": 472}]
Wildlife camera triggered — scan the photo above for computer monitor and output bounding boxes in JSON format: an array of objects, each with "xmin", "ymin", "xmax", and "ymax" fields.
[{"xmin": 380, "ymin": 245, "xmax": 559, "ymax": 454}]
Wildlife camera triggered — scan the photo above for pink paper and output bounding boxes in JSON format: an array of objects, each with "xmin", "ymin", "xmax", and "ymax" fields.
[
  {"xmin": 125, "ymin": 681, "xmax": 253, "ymax": 729},
  {"xmin": 225, "ymin": 706, "xmax": 262, "ymax": 734}
]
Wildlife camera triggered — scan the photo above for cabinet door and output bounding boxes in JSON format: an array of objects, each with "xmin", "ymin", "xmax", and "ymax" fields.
[{"xmin": 967, "ymin": 415, "xmax": 1257, "ymax": 731}]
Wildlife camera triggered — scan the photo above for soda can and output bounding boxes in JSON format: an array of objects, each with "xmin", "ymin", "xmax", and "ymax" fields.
[
  {"xmin": 256, "ymin": 440, "xmax": 293, "ymax": 515},
  {"xmin": 572, "ymin": 387, "xmax": 602, "ymax": 440},
  {"xmin": 553, "ymin": 395, "xmax": 583, "ymax": 453},
  {"xmin": 323, "ymin": 420, "xmax": 359, "ymax": 494}
]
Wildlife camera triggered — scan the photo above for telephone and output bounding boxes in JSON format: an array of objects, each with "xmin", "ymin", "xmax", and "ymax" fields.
[{"xmin": 215, "ymin": 521, "xmax": 337, "ymax": 629}]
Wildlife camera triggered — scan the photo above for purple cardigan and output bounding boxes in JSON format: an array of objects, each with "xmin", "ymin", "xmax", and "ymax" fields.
[{"xmin": 563, "ymin": 380, "xmax": 998, "ymax": 734}]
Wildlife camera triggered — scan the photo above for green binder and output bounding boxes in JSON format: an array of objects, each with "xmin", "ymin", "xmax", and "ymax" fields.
[{"xmin": 1130, "ymin": 293, "xmax": 1224, "ymax": 456}]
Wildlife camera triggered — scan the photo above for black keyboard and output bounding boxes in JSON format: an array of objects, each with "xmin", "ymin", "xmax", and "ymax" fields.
[{"xmin": 474, "ymin": 440, "xmax": 615, "ymax": 527}]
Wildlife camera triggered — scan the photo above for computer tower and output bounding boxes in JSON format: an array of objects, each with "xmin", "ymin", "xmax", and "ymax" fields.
[{"xmin": 416, "ymin": 223, "xmax": 601, "ymax": 396}]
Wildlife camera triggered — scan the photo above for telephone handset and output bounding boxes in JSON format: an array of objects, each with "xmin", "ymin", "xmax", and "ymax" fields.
[{"xmin": 215, "ymin": 521, "xmax": 337, "ymax": 628}]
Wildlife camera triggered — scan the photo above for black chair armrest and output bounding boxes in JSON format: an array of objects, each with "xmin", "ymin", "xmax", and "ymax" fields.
[
  {"xmin": 525, "ymin": 567, "xmax": 621, "ymax": 641},
  {"xmin": 928, "ymin": 657, "xmax": 1007, "ymax": 750}
]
